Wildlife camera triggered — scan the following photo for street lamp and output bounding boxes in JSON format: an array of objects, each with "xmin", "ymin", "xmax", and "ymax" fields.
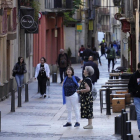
[{"xmin": 113, "ymin": 0, "xmax": 121, "ymax": 6}]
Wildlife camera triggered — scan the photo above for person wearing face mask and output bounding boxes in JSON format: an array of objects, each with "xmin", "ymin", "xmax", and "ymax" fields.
[
  {"xmin": 12, "ymin": 57, "xmax": 27, "ymax": 91},
  {"xmin": 35, "ymin": 57, "xmax": 50, "ymax": 98},
  {"xmin": 62, "ymin": 66, "xmax": 82, "ymax": 127}
]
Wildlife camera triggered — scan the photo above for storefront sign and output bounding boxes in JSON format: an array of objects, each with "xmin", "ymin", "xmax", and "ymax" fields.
[
  {"xmin": 77, "ymin": 23, "xmax": 82, "ymax": 32},
  {"xmin": 20, "ymin": 8, "xmax": 34, "ymax": 29},
  {"xmin": 89, "ymin": 20, "xmax": 93, "ymax": 30}
]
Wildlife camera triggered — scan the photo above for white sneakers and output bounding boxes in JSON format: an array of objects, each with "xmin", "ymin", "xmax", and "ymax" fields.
[{"xmin": 83, "ymin": 125, "xmax": 93, "ymax": 129}]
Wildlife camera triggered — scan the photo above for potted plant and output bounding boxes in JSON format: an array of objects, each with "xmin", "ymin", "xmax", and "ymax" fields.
[{"xmin": 67, "ymin": 47, "xmax": 72, "ymax": 66}]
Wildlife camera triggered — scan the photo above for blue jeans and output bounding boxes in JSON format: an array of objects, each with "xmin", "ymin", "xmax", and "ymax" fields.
[
  {"xmin": 134, "ymin": 97, "xmax": 140, "ymax": 131},
  {"xmin": 15, "ymin": 74, "xmax": 24, "ymax": 91}
]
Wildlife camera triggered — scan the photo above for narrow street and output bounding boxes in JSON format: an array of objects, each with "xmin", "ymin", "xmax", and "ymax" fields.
[{"xmin": 0, "ymin": 56, "xmax": 138, "ymax": 140}]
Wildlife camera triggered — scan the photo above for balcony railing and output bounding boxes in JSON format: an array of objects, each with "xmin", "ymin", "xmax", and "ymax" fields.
[
  {"xmin": 98, "ymin": 8, "xmax": 110, "ymax": 15},
  {"xmin": 93, "ymin": 0, "xmax": 101, "ymax": 7},
  {"xmin": 1, "ymin": 0, "xmax": 13, "ymax": 8},
  {"xmin": 1, "ymin": 10, "xmax": 7, "ymax": 34},
  {"xmin": 45, "ymin": 0, "xmax": 73, "ymax": 10}
]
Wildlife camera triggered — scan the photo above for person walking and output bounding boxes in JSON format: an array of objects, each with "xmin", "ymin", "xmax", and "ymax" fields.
[
  {"xmin": 83, "ymin": 56, "xmax": 99, "ymax": 85},
  {"xmin": 128, "ymin": 63, "xmax": 140, "ymax": 138},
  {"xmin": 77, "ymin": 66, "xmax": 94, "ymax": 129},
  {"xmin": 57, "ymin": 49, "xmax": 69, "ymax": 84},
  {"xmin": 35, "ymin": 57, "xmax": 50, "ymax": 98},
  {"xmin": 100, "ymin": 41, "xmax": 106, "ymax": 58},
  {"xmin": 62, "ymin": 66, "xmax": 82, "ymax": 127},
  {"xmin": 78, "ymin": 45, "xmax": 85, "ymax": 68},
  {"xmin": 92, "ymin": 47, "xmax": 102, "ymax": 66},
  {"xmin": 106, "ymin": 44, "xmax": 116, "ymax": 72},
  {"xmin": 12, "ymin": 57, "xmax": 27, "ymax": 91},
  {"xmin": 83, "ymin": 45, "xmax": 93, "ymax": 64}
]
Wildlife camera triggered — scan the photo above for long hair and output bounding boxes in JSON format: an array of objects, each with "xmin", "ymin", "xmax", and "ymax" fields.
[
  {"xmin": 18, "ymin": 57, "xmax": 24, "ymax": 64},
  {"xmin": 40, "ymin": 57, "xmax": 46, "ymax": 62},
  {"xmin": 65, "ymin": 66, "xmax": 74, "ymax": 76}
]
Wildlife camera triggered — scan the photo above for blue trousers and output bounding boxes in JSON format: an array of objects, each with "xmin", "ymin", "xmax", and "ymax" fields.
[
  {"xmin": 15, "ymin": 74, "xmax": 24, "ymax": 91},
  {"xmin": 134, "ymin": 97, "xmax": 140, "ymax": 131}
]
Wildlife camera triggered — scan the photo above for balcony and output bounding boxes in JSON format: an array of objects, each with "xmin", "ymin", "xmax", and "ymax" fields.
[
  {"xmin": 44, "ymin": 0, "xmax": 73, "ymax": 12},
  {"xmin": 1, "ymin": 0, "xmax": 13, "ymax": 9},
  {"xmin": 97, "ymin": 24, "xmax": 111, "ymax": 32},
  {"xmin": 0, "ymin": 10, "xmax": 7, "ymax": 37},
  {"xmin": 98, "ymin": 8, "xmax": 110, "ymax": 16}
]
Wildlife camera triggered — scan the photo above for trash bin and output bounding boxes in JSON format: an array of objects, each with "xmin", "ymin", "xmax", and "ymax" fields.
[
  {"xmin": 52, "ymin": 73, "xmax": 57, "ymax": 83},
  {"xmin": 121, "ymin": 73, "xmax": 132, "ymax": 79}
]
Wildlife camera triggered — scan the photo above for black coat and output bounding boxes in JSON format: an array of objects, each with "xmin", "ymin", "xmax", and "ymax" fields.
[
  {"xmin": 83, "ymin": 49, "xmax": 93, "ymax": 62},
  {"xmin": 83, "ymin": 60, "xmax": 99, "ymax": 84},
  {"xmin": 128, "ymin": 71, "xmax": 140, "ymax": 98},
  {"xmin": 57, "ymin": 53, "xmax": 69, "ymax": 68},
  {"xmin": 13, "ymin": 62, "xmax": 27, "ymax": 75}
]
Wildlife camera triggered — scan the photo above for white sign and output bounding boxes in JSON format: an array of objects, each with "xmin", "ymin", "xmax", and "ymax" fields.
[{"xmin": 38, "ymin": 12, "xmax": 42, "ymax": 20}]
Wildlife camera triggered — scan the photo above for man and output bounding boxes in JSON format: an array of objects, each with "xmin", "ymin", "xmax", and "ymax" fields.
[
  {"xmin": 100, "ymin": 41, "xmax": 106, "ymax": 58},
  {"xmin": 128, "ymin": 63, "xmax": 140, "ymax": 138},
  {"xmin": 57, "ymin": 49, "xmax": 69, "ymax": 84},
  {"xmin": 106, "ymin": 44, "xmax": 116, "ymax": 72},
  {"xmin": 83, "ymin": 56, "xmax": 99, "ymax": 85},
  {"xmin": 83, "ymin": 45, "xmax": 93, "ymax": 63},
  {"xmin": 78, "ymin": 45, "xmax": 85, "ymax": 68}
]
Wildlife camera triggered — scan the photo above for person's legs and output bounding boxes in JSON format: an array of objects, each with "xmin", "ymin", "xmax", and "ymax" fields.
[
  {"xmin": 108, "ymin": 59, "xmax": 111, "ymax": 71},
  {"xmin": 59, "ymin": 68, "xmax": 63, "ymax": 83},
  {"xmin": 112, "ymin": 59, "xmax": 115, "ymax": 70},
  {"xmin": 63, "ymin": 68, "xmax": 66, "ymax": 79},
  {"xmin": 19, "ymin": 74, "xmax": 24, "ymax": 87},
  {"xmin": 71, "ymin": 93, "xmax": 80, "ymax": 123},
  {"xmin": 134, "ymin": 97, "xmax": 140, "ymax": 131},
  {"xmin": 38, "ymin": 77, "xmax": 43, "ymax": 95},
  {"xmin": 42, "ymin": 77, "xmax": 47, "ymax": 94},
  {"xmin": 66, "ymin": 96, "xmax": 72, "ymax": 123},
  {"xmin": 15, "ymin": 74, "xmax": 20, "ymax": 91}
]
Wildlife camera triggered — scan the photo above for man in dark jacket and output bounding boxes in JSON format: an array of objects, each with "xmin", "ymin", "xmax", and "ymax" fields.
[
  {"xmin": 83, "ymin": 56, "xmax": 99, "ymax": 85},
  {"xmin": 83, "ymin": 45, "xmax": 93, "ymax": 63},
  {"xmin": 57, "ymin": 49, "xmax": 69, "ymax": 84},
  {"xmin": 128, "ymin": 63, "xmax": 140, "ymax": 138}
]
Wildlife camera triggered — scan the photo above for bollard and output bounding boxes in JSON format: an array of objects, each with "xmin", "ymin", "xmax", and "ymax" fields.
[
  {"xmin": 126, "ymin": 121, "xmax": 131, "ymax": 134},
  {"xmin": 18, "ymin": 86, "xmax": 22, "ymax": 107},
  {"xmin": 52, "ymin": 73, "xmax": 57, "ymax": 83},
  {"xmin": 121, "ymin": 109, "xmax": 126, "ymax": 139},
  {"xmin": 0, "ymin": 111, "xmax": 1, "ymax": 132},
  {"xmin": 126, "ymin": 134, "xmax": 133, "ymax": 140},
  {"xmin": 106, "ymin": 88, "xmax": 111, "ymax": 115},
  {"xmin": 115, "ymin": 115, "xmax": 121, "ymax": 135},
  {"xmin": 11, "ymin": 89, "xmax": 15, "ymax": 112},
  {"xmin": 25, "ymin": 83, "xmax": 29, "ymax": 102},
  {"xmin": 130, "ymin": 104, "xmax": 137, "ymax": 120},
  {"xmin": 123, "ymin": 112, "xmax": 128, "ymax": 140}
]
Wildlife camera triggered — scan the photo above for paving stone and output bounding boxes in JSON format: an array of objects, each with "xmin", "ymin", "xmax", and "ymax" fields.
[{"xmin": 22, "ymin": 106, "xmax": 61, "ymax": 110}]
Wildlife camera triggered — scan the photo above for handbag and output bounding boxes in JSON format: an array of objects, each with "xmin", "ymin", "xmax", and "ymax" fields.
[{"xmin": 12, "ymin": 72, "xmax": 16, "ymax": 77}]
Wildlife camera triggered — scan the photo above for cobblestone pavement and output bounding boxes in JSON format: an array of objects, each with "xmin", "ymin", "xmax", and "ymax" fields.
[{"xmin": 0, "ymin": 55, "xmax": 138, "ymax": 140}]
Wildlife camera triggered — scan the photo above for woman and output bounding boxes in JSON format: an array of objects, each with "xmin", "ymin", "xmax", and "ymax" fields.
[
  {"xmin": 77, "ymin": 66, "xmax": 94, "ymax": 129},
  {"xmin": 13, "ymin": 57, "xmax": 27, "ymax": 91},
  {"xmin": 35, "ymin": 57, "xmax": 50, "ymax": 98},
  {"xmin": 78, "ymin": 45, "xmax": 85, "ymax": 68},
  {"xmin": 62, "ymin": 66, "xmax": 82, "ymax": 127}
]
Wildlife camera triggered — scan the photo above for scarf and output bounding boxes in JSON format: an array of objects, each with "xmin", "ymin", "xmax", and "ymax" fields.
[{"xmin": 62, "ymin": 76, "xmax": 79, "ymax": 105}]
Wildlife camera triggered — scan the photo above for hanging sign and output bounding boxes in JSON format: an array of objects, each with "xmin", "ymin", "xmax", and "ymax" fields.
[
  {"xmin": 89, "ymin": 20, "xmax": 93, "ymax": 30},
  {"xmin": 77, "ymin": 23, "xmax": 82, "ymax": 32},
  {"xmin": 20, "ymin": 8, "xmax": 34, "ymax": 29}
]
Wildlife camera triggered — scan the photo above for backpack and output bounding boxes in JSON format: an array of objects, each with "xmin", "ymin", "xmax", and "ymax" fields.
[
  {"xmin": 93, "ymin": 52, "xmax": 98, "ymax": 61},
  {"xmin": 60, "ymin": 54, "xmax": 67, "ymax": 68},
  {"xmin": 108, "ymin": 49, "xmax": 115, "ymax": 58}
]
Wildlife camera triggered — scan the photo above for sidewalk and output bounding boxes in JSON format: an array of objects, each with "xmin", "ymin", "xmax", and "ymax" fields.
[{"xmin": 0, "ymin": 56, "xmax": 138, "ymax": 140}]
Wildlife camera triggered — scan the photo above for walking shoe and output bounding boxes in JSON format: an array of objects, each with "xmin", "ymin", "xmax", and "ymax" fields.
[
  {"xmin": 83, "ymin": 125, "xmax": 93, "ymax": 129},
  {"xmin": 44, "ymin": 94, "xmax": 47, "ymax": 98},
  {"xmin": 63, "ymin": 122, "xmax": 72, "ymax": 127},
  {"xmin": 74, "ymin": 122, "xmax": 80, "ymax": 127},
  {"xmin": 40, "ymin": 94, "xmax": 43, "ymax": 98},
  {"xmin": 139, "ymin": 132, "xmax": 140, "ymax": 138}
]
